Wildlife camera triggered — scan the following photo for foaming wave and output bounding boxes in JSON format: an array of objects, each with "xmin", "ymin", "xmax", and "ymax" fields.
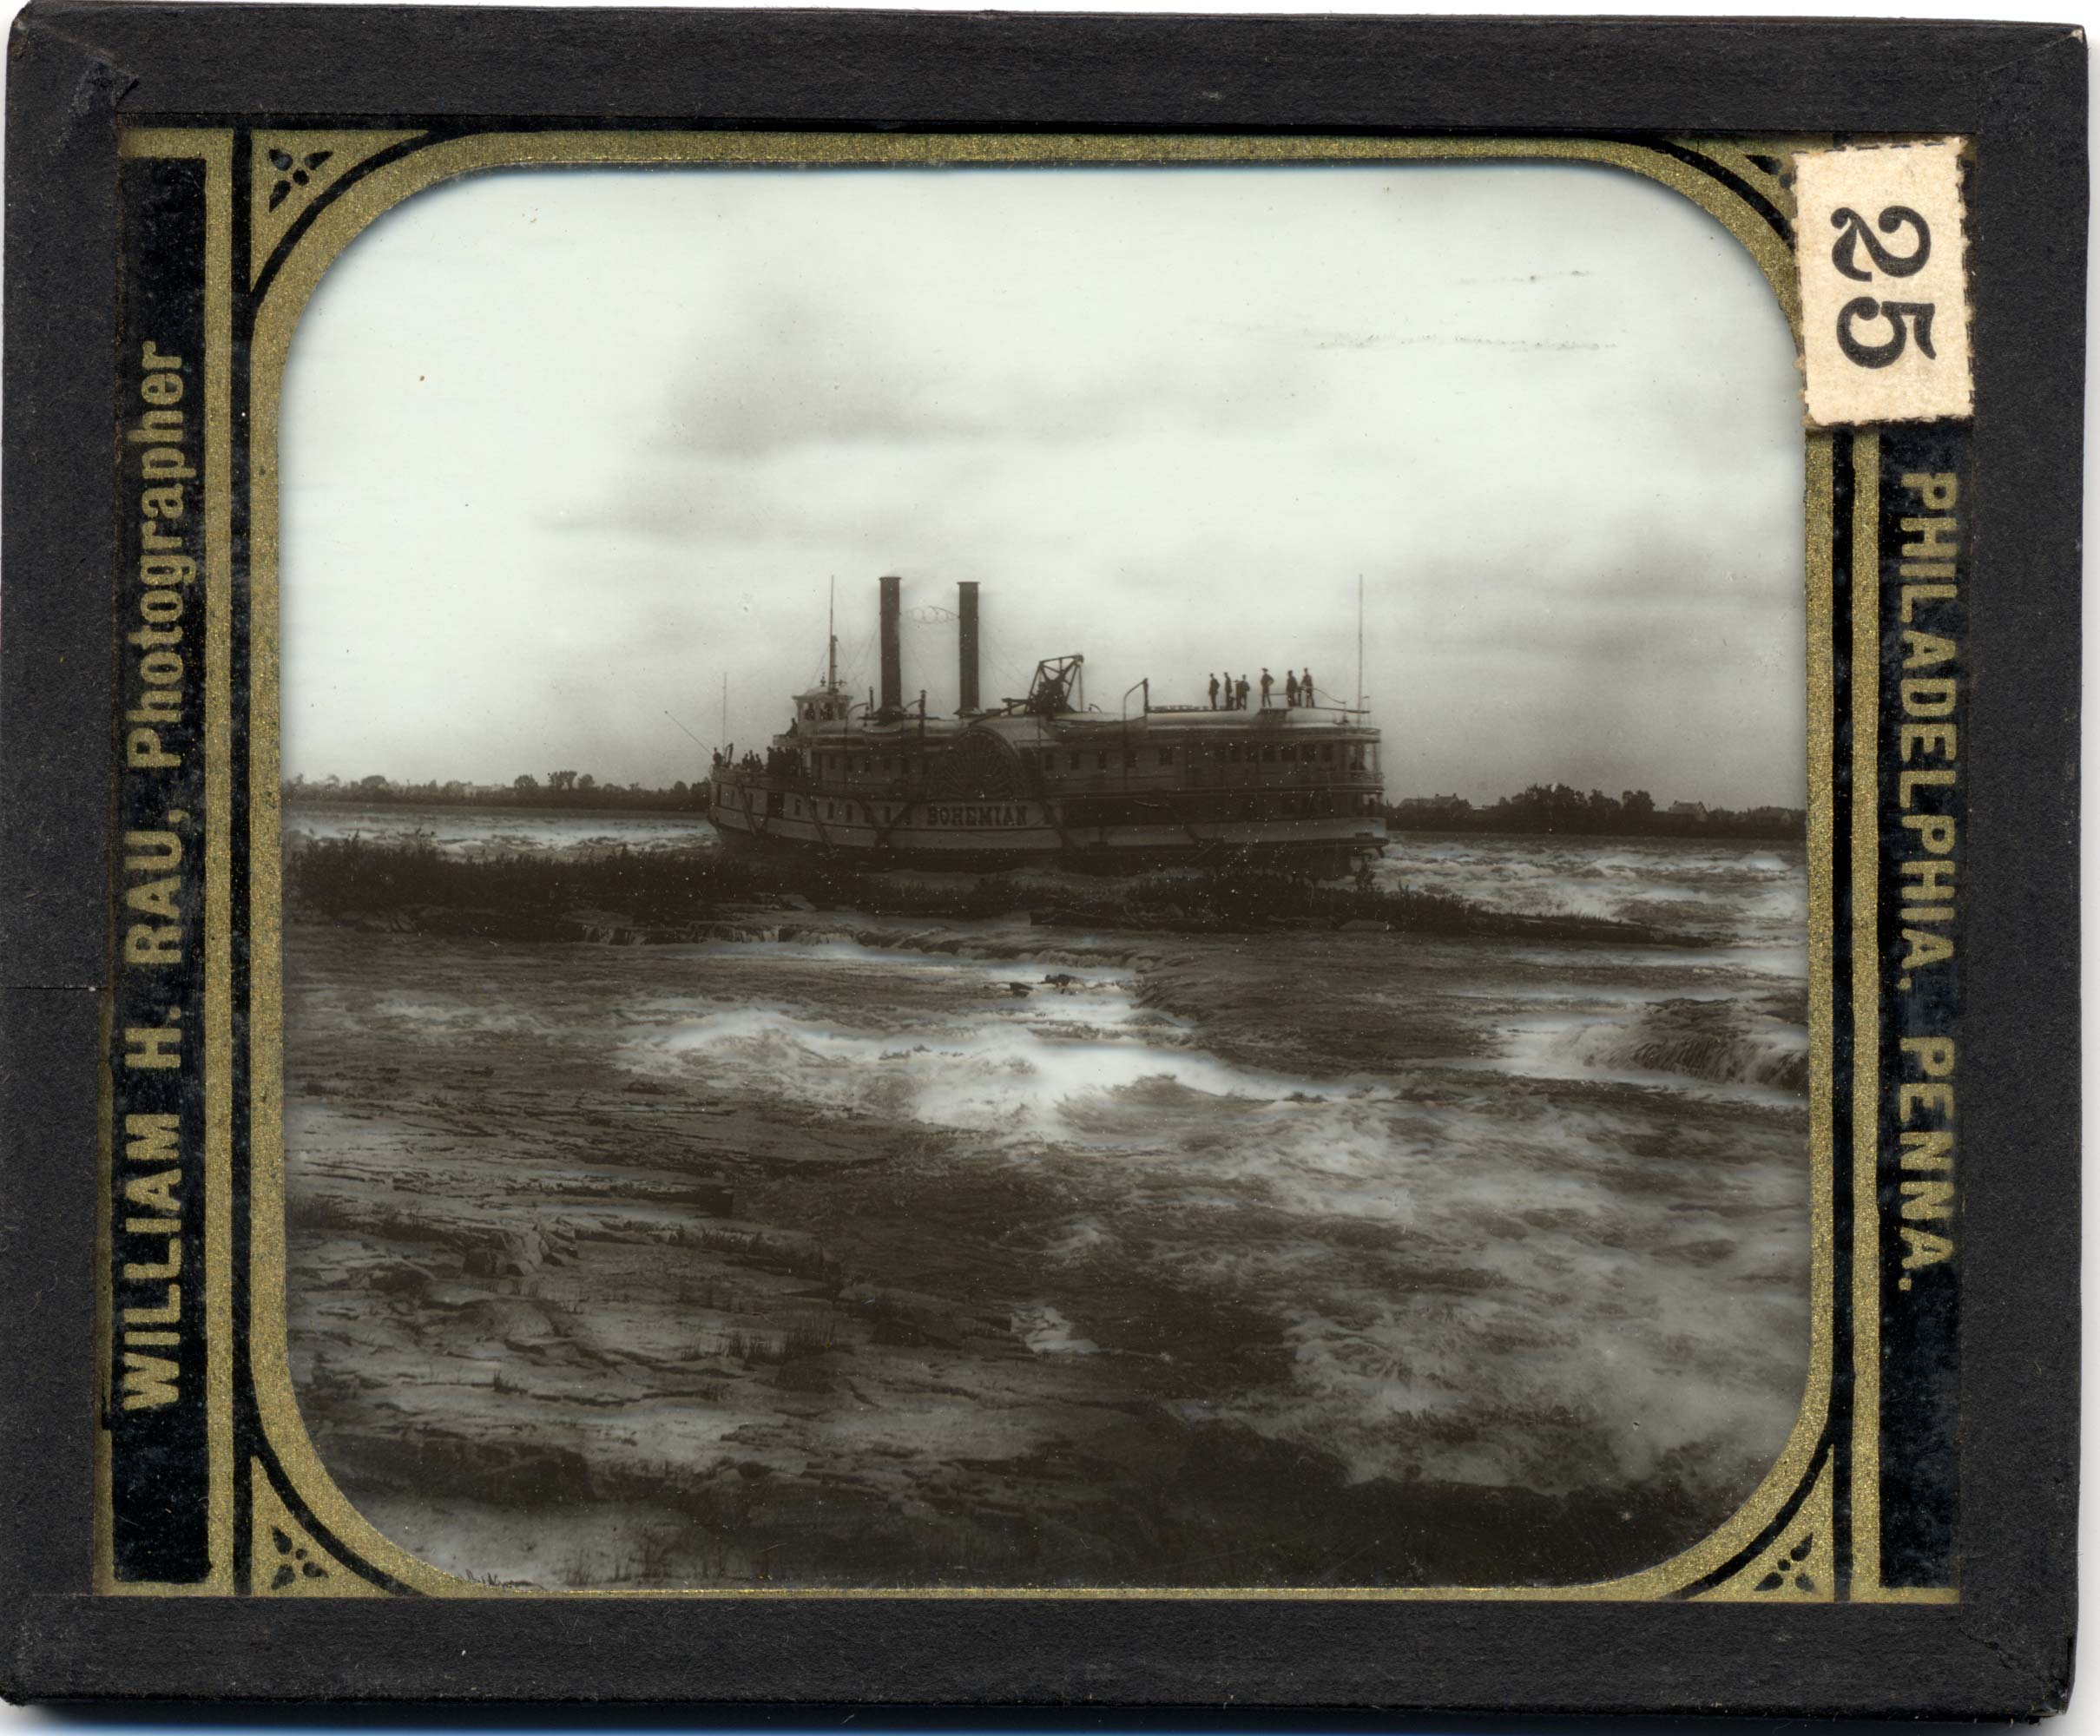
[
  {"xmin": 1553, "ymin": 1009, "xmax": 1807, "ymax": 1095},
  {"xmin": 363, "ymin": 995, "xmax": 548, "ymax": 1038},
  {"xmin": 1370, "ymin": 836, "xmax": 1807, "ymax": 936},
  {"xmin": 1241, "ymin": 1287, "xmax": 1807, "ymax": 1497},
  {"xmin": 1499, "ymin": 996, "xmax": 1808, "ymax": 1098},
  {"xmin": 619, "ymin": 1001, "xmax": 1346, "ymax": 1143},
  {"xmin": 1148, "ymin": 1084, "xmax": 1812, "ymax": 1501},
  {"xmin": 286, "ymin": 804, "xmax": 719, "ymax": 858}
]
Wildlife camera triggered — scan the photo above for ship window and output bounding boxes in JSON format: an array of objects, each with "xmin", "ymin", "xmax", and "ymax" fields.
[
  {"xmin": 1228, "ymin": 744, "xmax": 1241, "ymax": 764},
  {"xmin": 1157, "ymin": 746, "xmax": 1175, "ymax": 766},
  {"xmin": 1123, "ymin": 751, "xmax": 1137, "ymax": 769},
  {"xmin": 1096, "ymin": 751, "xmax": 1109, "ymax": 771},
  {"xmin": 1321, "ymin": 745, "xmax": 1333, "ymax": 763},
  {"xmin": 1282, "ymin": 746, "xmax": 1297, "ymax": 763},
  {"xmin": 1069, "ymin": 752, "xmax": 1081, "ymax": 772},
  {"xmin": 1261, "ymin": 746, "xmax": 1276, "ymax": 763}
]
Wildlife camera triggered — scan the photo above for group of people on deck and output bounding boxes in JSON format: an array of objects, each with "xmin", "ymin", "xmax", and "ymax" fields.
[{"xmin": 1207, "ymin": 667, "xmax": 1318, "ymax": 710}]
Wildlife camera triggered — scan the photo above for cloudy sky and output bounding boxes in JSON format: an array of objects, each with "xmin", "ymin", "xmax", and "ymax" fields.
[{"xmin": 281, "ymin": 160, "xmax": 1804, "ymax": 807}]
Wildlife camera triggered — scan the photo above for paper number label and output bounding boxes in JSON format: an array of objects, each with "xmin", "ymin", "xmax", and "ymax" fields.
[{"xmin": 1797, "ymin": 142, "xmax": 1972, "ymax": 426}]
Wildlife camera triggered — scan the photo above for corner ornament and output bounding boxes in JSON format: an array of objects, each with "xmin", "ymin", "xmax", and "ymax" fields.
[
  {"xmin": 249, "ymin": 130, "xmax": 425, "ymax": 288},
  {"xmin": 248, "ymin": 1460, "xmax": 384, "ymax": 1596}
]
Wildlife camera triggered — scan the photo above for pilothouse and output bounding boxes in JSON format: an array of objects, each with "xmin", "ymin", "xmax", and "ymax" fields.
[{"xmin": 708, "ymin": 575, "xmax": 1386, "ymax": 873}]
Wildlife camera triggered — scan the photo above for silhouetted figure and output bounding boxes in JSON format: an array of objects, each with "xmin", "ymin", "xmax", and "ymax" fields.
[
  {"xmin": 1302, "ymin": 668, "xmax": 1316, "ymax": 707},
  {"xmin": 1260, "ymin": 668, "xmax": 1274, "ymax": 708},
  {"xmin": 1285, "ymin": 671, "xmax": 1300, "ymax": 707},
  {"xmin": 1236, "ymin": 674, "xmax": 1250, "ymax": 711},
  {"xmin": 1208, "ymin": 672, "xmax": 1221, "ymax": 709}
]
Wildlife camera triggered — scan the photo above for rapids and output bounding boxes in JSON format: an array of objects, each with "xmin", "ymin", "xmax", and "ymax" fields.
[{"xmin": 285, "ymin": 825, "xmax": 1811, "ymax": 1585}]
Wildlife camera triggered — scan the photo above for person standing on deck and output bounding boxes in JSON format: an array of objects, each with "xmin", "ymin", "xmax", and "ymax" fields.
[
  {"xmin": 1236, "ymin": 674, "xmax": 1250, "ymax": 711},
  {"xmin": 1285, "ymin": 671, "xmax": 1300, "ymax": 707},
  {"xmin": 1302, "ymin": 668, "xmax": 1317, "ymax": 708},
  {"xmin": 1208, "ymin": 672, "xmax": 1221, "ymax": 709},
  {"xmin": 1260, "ymin": 668, "xmax": 1274, "ymax": 708}
]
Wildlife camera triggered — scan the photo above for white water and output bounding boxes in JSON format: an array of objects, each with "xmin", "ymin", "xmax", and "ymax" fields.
[
  {"xmin": 285, "ymin": 802, "xmax": 717, "ymax": 858},
  {"xmin": 319, "ymin": 821, "xmax": 1811, "ymax": 1507}
]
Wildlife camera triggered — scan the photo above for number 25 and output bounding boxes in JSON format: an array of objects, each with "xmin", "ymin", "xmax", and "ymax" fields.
[
  {"xmin": 1830, "ymin": 204, "xmax": 1932, "ymax": 280},
  {"xmin": 1837, "ymin": 298, "xmax": 1938, "ymax": 369}
]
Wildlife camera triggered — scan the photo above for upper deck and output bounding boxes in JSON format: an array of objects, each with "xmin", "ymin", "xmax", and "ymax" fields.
[{"xmin": 722, "ymin": 694, "xmax": 1380, "ymax": 806}]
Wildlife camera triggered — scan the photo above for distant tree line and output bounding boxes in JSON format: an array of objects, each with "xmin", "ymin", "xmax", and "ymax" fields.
[
  {"xmin": 1387, "ymin": 784, "xmax": 1806, "ymax": 840},
  {"xmin": 284, "ymin": 771, "xmax": 1803, "ymax": 839},
  {"xmin": 283, "ymin": 772, "xmax": 708, "ymax": 812}
]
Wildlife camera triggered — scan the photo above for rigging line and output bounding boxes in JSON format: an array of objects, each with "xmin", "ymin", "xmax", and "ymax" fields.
[
  {"xmin": 837, "ymin": 627, "xmax": 875, "ymax": 689},
  {"xmin": 984, "ymin": 630, "xmax": 1030, "ymax": 698},
  {"xmin": 902, "ymin": 634, "xmax": 936, "ymax": 707}
]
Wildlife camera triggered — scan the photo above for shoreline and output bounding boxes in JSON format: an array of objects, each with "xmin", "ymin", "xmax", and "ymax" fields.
[{"xmin": 282, "ymin": 799, "xmax": 1804, "ymax": 848}]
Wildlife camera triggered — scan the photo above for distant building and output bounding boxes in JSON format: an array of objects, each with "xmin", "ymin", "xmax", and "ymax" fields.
[{"xmin": 1668, "ymin": 800, "xmax": 1709, "ymax": 820}]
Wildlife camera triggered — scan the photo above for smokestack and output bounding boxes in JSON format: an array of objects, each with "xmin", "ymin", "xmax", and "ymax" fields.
[
  {"xmin": 957, "ymin": 582, "xmax": 980, "ymax": 713},
  {"xmin": 878, "ymin": 575, "xmax": 902, "ymax": 715}
]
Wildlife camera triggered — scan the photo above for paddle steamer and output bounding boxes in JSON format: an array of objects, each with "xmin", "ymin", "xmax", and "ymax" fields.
[{"xmin": 708, "ymin": 577, "xmax": 1386, "ymax": 874}]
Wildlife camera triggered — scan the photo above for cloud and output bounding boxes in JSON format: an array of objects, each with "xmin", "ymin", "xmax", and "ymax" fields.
[{"xmin": 280, "ymin": 160, "xmax": 1805, "ymax": 808}]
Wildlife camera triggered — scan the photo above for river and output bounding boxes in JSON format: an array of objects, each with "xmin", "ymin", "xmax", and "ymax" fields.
[{"xmin": 283, "ymin": 812, "xmax": 1811, "ymax": 1588}]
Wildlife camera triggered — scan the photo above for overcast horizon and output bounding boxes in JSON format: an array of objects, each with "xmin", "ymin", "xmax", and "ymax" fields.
[{"xmin": 280, "ymin": 161, "xmax": 1807, "ymax": 809}]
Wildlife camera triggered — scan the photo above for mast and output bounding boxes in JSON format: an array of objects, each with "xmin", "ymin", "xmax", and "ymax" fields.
[
  {"xmin": 827, "ymin": 577, "xmax": 838, "ymax": 691},
  {"xmin": 1356, "ymin": 574, "xmax": 1365, "ymax": 714},
  {"xmin": 720, "ymin": 672, "xmax": 728, "ymax": 745}
]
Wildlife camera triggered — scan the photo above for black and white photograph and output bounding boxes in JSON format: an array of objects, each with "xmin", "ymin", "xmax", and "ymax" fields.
[{"xmin": 275, "ymin": 157, "xmax": 1813, "ymax": 1592}]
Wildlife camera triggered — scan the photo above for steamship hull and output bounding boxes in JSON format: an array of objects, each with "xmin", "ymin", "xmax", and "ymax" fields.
[{"xmin": 708, "ymin": 797, "xmax": 1386, "ymax": 877}]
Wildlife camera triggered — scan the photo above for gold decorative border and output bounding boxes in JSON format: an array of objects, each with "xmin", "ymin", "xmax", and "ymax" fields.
[
  {"xmin": 1852, "ymin": 432, "xmax": 1888, "ymax": 1595},
  {"xmin": 133, "ymin": 126, "xmax": 1846, "ymax": 1601}
]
